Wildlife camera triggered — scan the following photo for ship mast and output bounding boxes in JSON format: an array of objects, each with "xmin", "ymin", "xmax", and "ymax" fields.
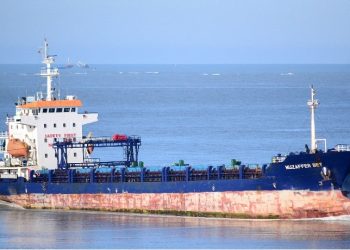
[
  {"xmin": 307, "ymin": 86, "xmax": 319, "ymax": 153},
  {"xmin": 40, "ymin": 39, "xmax": 59, "ymax": 101}
]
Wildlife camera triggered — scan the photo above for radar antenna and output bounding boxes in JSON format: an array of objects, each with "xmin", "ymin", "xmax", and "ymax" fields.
[{"xmin": 38, "ymin": 39, "xmax": 59, "ymax": 101}]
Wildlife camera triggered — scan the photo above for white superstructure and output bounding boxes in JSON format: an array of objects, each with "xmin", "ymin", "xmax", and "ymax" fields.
[{"xmin": 0, "ymin": 40, "xmax": 98, "ymax": 177}]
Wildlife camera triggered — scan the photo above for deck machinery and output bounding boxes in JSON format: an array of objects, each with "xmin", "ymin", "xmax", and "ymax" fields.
[{"xmin": 53, "ymin": 136, "xmax": 142, "ymax": 169}]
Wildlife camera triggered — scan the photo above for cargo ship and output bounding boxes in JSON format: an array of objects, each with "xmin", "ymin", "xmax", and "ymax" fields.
[{"xmin": 1, "ymin": 40, "xmax": 350, "ymax": 219}]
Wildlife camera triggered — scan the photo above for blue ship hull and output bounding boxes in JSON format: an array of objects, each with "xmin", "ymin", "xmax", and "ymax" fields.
[
  {"xmin": 1, "ymin": 150, "xmax": 350, "ymax": 196},
  {"xmin": 1, "ymin": 150, "xmax": 350, "ymax": 219}
]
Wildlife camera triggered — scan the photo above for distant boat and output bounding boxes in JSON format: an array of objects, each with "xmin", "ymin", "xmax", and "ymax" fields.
[
  {"xmin": 59, "ymin": 58, "xmax": 74, "ymax": 69},
  {"xmin": 280, "ymin": 72, "xmax": 294, "ymax": 76},
  {"xmin": 64, "ymin": 58, "xmax": 74, "ymax": 68},
  {"xmin": 77, "ymin": 61, "xmax": 89, "ymax": 68}
]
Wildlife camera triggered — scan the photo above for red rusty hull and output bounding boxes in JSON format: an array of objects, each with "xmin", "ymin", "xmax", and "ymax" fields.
[{"xmin": 1, "ymin": 190, "xmax": 350, "ymax": 219}]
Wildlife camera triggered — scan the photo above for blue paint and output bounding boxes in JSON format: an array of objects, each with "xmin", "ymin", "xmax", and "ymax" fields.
[{"xmin": 1, "ymin": 150, "xmax": 350, "ymax": 197}]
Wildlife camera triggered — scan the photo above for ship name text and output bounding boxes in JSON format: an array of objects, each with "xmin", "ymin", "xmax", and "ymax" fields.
[
  {"xmin": 285, "ymin": 162, "xmax": 322, "ymax": 170},
  {"xmin": 45, "ymin": 133, "xmax": 76, "ymax": 138}
]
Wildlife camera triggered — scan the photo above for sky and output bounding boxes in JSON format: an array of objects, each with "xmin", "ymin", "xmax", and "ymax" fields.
[{"xmin": 1, "ymin": 0, "xmax": 350, "ymax": 64}]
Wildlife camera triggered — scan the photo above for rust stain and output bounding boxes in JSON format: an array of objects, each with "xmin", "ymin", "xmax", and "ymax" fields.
[{"xmin": 1, "ymin": 190, "xmax": 350, "ymax": 219}]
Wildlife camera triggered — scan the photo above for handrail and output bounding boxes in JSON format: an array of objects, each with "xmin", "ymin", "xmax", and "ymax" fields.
[
  {"xmin": 334, "ymin": 144, "xmax": 350, "ymax": 152},
  {"xmin": 40, "ymin": 68, "xmax": 59, "ymax": 76},
  {"xmin": 0, "ymin": 131, "xmax": 8, "ymax": 138},
  {"xmin": 271, "ymin": 155, "xmax": 286, "ymax": 163},
  {"xmin": 6, "ymin": 117, "xmax": 14, "ymax": 123}
]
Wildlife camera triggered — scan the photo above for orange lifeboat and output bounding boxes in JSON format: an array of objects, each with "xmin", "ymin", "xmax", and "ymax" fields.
[{"xmin": 7, "ymin": 139, "xmax": 29, "ymax": 158}]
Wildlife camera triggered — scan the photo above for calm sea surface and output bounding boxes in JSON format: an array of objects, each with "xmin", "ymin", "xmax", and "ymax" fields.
[
  {"xmin": 1, "ymin": 203, "xmax": 350, "ymax": 249},
  {"xmin": 0, "ymin": 64, "xmax": 350, "ymax": 248}
]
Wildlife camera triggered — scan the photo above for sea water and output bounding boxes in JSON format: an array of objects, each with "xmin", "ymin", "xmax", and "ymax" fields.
[
  {"xmin": 0, "ymin": 203, "xmax": 350, "ymax": 248},
  {"xmin": 0, "ymin": 64, "xmax": 350, "ymax": 248}
]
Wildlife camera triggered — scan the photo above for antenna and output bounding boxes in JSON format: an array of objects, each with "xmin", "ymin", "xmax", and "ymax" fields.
[
  {"xmin": 39, "ymin": 39, "xmax": 59, "ymax": 101},
  {"xmin": 307, "ymin": 85, "xmax": 319, "ymax": 153}
]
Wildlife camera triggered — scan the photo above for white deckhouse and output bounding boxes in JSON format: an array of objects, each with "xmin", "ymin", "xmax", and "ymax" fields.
[{"xmin": 0, "ymin": 40, "xmax": 98, "ymax": 178}]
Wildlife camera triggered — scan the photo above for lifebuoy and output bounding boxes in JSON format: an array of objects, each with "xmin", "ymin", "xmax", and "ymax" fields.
[{"xmin": 87, "ymin": 145, "xmax": 94, "ymax": 154}]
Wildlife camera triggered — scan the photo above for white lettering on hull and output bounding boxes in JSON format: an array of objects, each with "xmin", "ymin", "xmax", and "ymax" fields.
[{"xmin": 285, "ymin": 162, "xmax": 322, "ymax": 170}]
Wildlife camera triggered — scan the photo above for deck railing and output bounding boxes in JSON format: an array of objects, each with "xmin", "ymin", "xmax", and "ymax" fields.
[
  {"xmin": 335, "ymin": 144, "xmax": 350, "ymax": 152},
  {"xmin": 0, "ymin": 131, "xmax": 8, "ymax": 138},
  {"xmin": 28, "ymin": 164, "xmax": 266, "ymax": 184},
  {"xmin": 6, "ymin": 117, "xmax": 14, "ymax": 123}
]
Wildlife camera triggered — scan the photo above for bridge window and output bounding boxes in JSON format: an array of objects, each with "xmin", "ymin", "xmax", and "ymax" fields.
[
  {"xmin": 71, "ymin": 108, "xmax": 76, "ymax": 112},
  {"xmin": 56, "ymin": 108, "xmax": 63, "ymax": 112},
  {"xmin": 49, "ymin": 108, "xmax": 55, "ymax": 113},
  {"xmin": 64, "ymin": 108, "xmax": 70, "ymax": 112},
  {"xmin": 43, "ymin": 108, "xmax": 47, "ymax": 113}
]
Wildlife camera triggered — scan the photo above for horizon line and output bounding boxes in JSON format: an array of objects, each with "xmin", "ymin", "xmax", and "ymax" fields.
[{"xmin": 1, "ymin": 63, "xmax": 350, "ymax": 65}]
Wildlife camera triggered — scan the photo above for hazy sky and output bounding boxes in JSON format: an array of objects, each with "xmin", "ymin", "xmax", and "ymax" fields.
[{"xmin": 1, "ymin": 0, "xmax": 350, "ymax": 64}]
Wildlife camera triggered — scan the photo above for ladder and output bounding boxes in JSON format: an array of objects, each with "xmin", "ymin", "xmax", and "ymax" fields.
[{"xmin": 0, "ymin": 132, "xmax": 8, "ymax": 153}]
